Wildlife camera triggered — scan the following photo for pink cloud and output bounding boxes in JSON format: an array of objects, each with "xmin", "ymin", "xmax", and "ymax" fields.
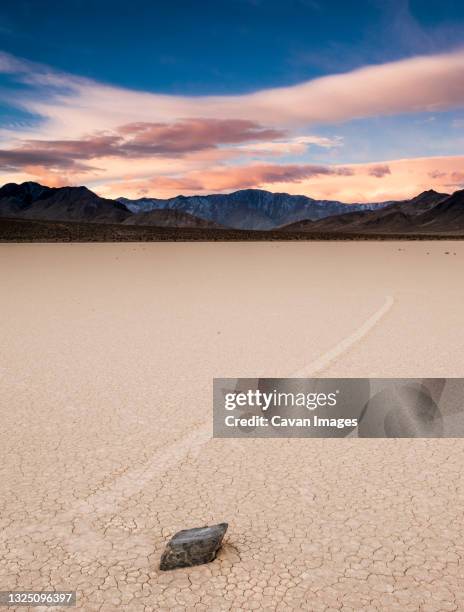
[
  {"xmin": 0, "ymin": 148, "xmax": 97, "ymax": 172},
  {"xmin": 101, "ymin": 155, "xmax": 463, "ymax": 201},
  {"xmin": 3, "ymin": 49, "xmax": 464, "ymax": 137},
  {"xmin": 116, "ymin": 119, "xmax": 284, "ymax": 154},
  {"xmin": 20, "ymin": 165, "xmax": 72, "ymax": 188},
  {"xmin": 0, "ymin": 119, "xmax": 286, "ymax": 173},
  {"xmin": 113, "ymin": 163, "xmax": 354, "ymax": 195},
  {"xmin": 448, "ymin": 171, "xmax": 464, "ymax": 184},
  {"xmin": 428, "ymin": 170, "xmax": 447, "ymax": 179},
  {"xmin": 368, "ymin": 164, "xmax": 391, "ymax": 178}
]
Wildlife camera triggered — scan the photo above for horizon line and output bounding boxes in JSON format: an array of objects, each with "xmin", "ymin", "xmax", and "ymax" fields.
[{"xmin": 1, "ymin": 180, "xmax": 454, "ymax": 206}]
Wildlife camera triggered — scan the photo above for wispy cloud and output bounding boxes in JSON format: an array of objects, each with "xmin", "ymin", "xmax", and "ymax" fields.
[
  {"xmin": 116, "ymin": 162, "xmax": 355, "ymax": 194},
  {"xmin": 0, "ymin": 119, "xmax": 285, "ymax": 173},
  {"xmin": 103, "ymin": 155, "xmax": 463, "ymax": 202},
  {"xmin": 368, "ymin": 164, "xmax": 391, "ymax": 178},
  {"xmin": 3, "ymin": 48, "xmax": 464, "ymax": 136}
]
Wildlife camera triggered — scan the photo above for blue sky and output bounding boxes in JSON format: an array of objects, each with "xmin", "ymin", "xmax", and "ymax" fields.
[
  {"xmin": 0, "ymin": 0, "xmax": 464, "ymax": 201},
  {"xmin": 1, "ymin": 0, "xmax": 464, "ymax": 93}
]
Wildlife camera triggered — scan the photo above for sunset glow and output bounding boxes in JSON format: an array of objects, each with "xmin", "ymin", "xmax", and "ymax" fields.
[{"xmin": 1, "ymin": 2, "xmax": 464, "ymax": 202}]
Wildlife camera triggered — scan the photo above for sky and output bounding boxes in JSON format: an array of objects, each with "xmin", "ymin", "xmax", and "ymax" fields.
[{"xmin": 1, "ymin": 0, "xmax": 464, "ymax": 201}]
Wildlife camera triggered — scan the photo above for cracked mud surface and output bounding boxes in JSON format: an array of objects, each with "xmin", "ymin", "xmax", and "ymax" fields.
[{"xmin": 1, "ymin": 242, "xmax": 464, "ymax": 611}]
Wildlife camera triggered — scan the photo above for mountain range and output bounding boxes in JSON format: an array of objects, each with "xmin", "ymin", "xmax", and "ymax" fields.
[
  {"xmin": 0, "ymin": 181, "xmax": 463, "ymax": 236},
  {"xmin": 118, "ymin": 189, "xmax": 389, "ymax": 230},
  {"xmin": 282, "ymin": 189, "xmax": 452, "ymax": 234}
]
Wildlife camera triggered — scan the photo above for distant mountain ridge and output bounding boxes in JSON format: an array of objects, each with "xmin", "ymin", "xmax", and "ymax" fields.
[{"xmin": 118, "ymin": 188, "xmax": 391, "ymax": 230}]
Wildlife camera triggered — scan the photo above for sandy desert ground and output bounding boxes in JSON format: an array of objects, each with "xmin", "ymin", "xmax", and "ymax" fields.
[{"xmin": 1, "ymin": 241, "xmax": 464, "ymax": 611}]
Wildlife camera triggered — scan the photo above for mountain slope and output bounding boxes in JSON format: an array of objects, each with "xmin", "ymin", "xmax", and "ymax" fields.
[
  {"xmin": 414, "ymin": 189, "xmax": 464, "ymax": 232},
  {"xmin": 0, "ymin": 182, "xmax": 131, "ymax": 223},
  {"xmin": 281, "ymin": 189, "xmax": 451, "ymax": 234},
  {"xmin": 123, "ymin": 208, "xmax": 223, "ymax": 228},
  {"xmin": 403, "ymin": 189, "xmax": 449, "ymax": 213},
  {"xmin": 0, "ymin": 182, "xmax": 54, "ymax": 216},
  {"xmin": 117, "ymin": 188, "xmax": 389, "ymax": 230}
]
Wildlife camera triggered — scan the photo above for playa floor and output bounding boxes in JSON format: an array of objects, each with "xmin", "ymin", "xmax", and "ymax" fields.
[{"xmin": 1, "ymin": 241, "xmax": 464, "ymax": 611}]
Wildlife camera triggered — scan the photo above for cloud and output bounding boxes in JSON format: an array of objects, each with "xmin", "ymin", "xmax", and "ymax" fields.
[
  {"xmin": 234, "ymin": 135, "xmax": 343, "ymax": 157},
  {"xmin": 0, "ymin": 118, "xmax": 286, "ymax": 173},
  {"xmin": 202, "ymin": 163, "xmax": 354, "ymax": 190},
  {"xmin": 0, "ymin": 51, "xmax": 36, "ymax": 74},
  {"xmin": 367, "ymin": 164, "xmax": 391, "ymax": 178},
  {"xmin": 103, "ymin": 155, "xmax": 463, "ymax": 201},
  {"xmin": 428, "ymin": 169, "xmax": 447, "ymax": 179},
  {"xmin": 3, "ymin": 152, "xmax": 461, "ymax": 203},
  {"xmin": 18, "ymin": 166, "xmax": 76, "ymax": 188},
  {"xmin": 2, "ymin": 48, "xmax": 464, "ymax": 138},
  {"xmin": 0, "ymin": 148, "xmax": 95, "ymax": 172},
  {"xmin": 285, "ymin": 135, "xmax": 343, "ymax": 148},
  {"xmin": 114, "ymin": 162, "xmax": 354, "ymax": 195},
  {"xmin": 449, "ymin": 171, "xmax": 464, "ymax": 184},
  {"xmin": 427, "ymin": 169, "xmax": 464, "ymax": 185},
  {"xmin": 115, "ymin": 119, "xmax": 284, "ymax": 154}
]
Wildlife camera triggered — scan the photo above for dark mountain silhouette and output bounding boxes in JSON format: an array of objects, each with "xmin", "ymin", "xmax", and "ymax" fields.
[
  {"xmin": 413, "ymin": 189, "xmax": 464, "ymax": 232},
  {"xmin": 403, "ymin": 189, "xmax": 449, "ymax": 212},
  {"xmin": 123, "ymin": 208, "xmax": 223, "ymax": 228},
  {"xmin": 280, "ymin": 190, "xmax": 454, "ymax": 234},
  {"xmin": 0, "ymin": 181, "xmax": 51, "ymax": 208},
  {"xmin": 0, "ymin": 181, "xmax": 131, "ymax": 223}
]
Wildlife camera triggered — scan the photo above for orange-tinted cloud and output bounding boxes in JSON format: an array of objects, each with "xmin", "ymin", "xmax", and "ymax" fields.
[
  {"xmin": 20, "ymin": 166, "xmax": 72, "ymax": 188},
  {"xmin": 368, "ymin": 164, "xmax": 391, "ymax": 178},
  {"xmin": 116, "ymin": 119, "xmax": 284, "ymax": 154},
  {"xmin": 114, "ymin": 163, "xmax": 354, "ymax": 196},
  {"xmin": 428, "ymin": 170, "xmax": 447, "ymax": 179},
  {"xmin": 100, "ymin": 155, "xmax": 464, "ymax": 201},
  {"xmin": 0, "ymin": 119, "xmax": 286, "ymax": 174},
  {"xmin": 448, "ymin": 171, "xmax": 464, "ymax": 186}
]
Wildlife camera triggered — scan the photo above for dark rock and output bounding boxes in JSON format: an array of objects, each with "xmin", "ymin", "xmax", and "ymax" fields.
[{"xmin": 159, "ymin": 523, "xmax": 228, "ymax": 571}]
